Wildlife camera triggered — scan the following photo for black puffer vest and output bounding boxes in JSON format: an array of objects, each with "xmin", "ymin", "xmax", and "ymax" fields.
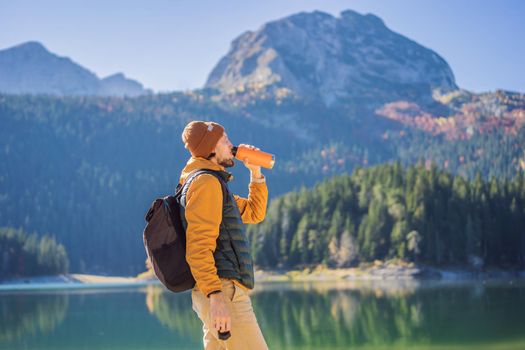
[{"xmin": 180, "ymin": 169, "xmax": 254, "ymax": 289}]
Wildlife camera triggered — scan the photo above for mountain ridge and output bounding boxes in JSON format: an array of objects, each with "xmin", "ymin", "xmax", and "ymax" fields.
[{"xmin": 0, "ymin": 41, "xmax": 151, "ymax": 97}]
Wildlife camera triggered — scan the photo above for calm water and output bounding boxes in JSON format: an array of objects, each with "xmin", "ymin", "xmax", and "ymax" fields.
[{"xmin": 1, "ymin": 279, "xmax": 525, "ymax": 350}]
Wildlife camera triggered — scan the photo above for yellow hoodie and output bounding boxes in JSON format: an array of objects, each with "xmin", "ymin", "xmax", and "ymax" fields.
[{"xmin": 179, "ymin": 157, "xmax": 268, "ymax": 297}]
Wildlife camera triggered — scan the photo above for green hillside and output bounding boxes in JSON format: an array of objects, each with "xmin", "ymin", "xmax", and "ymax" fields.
[
  {"xmin": 1, "ymin": 92, "xmax": 524, "ymax": 274},
  {"xmin": 0, "ymin": 227, "xmax": 69, "ymax": 280},
  {"xmin": 248, "ymin": 162, "xmax": 525, "ymax": 269}
]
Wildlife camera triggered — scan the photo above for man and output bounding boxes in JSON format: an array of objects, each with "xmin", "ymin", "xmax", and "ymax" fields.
[{"xmin": 179, "ymin": 120, "xmax": 269, "ymax": 350}]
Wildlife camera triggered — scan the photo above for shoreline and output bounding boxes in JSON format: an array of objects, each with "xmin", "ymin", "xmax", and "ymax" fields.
[
  {"xmin": 0, "ymin": 273, "xmax": 150, "ymax": 292},
  {"xmin": 254, "ymin": 261, "xmax": 525, "ymax": 282},
  {"xmin": 1, "ymin": 262, "xmax": 524, "ymax": 291}
]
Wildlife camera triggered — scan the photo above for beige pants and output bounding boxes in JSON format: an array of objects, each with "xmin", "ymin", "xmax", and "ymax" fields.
[{"xmin": 191, "ymin": 279, "xmax": 269, "ymax": 350}]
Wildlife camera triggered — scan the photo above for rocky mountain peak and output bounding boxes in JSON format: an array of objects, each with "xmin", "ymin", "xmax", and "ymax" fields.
[
  {"xmin": 205, "ymin": 10, "xmax": 458, "ymax": 106},
  {"xmin": 339, "ymin": 9, "xmax": 386, "ymax": 29}
]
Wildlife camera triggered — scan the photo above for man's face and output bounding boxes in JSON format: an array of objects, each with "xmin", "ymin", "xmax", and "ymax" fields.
[{"xmin": 213, "ymin": 132, "xmax": 235, "ymax": 168}]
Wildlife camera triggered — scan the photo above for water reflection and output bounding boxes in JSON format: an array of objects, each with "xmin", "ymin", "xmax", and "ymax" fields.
[
  {"xmin": 252, "ymin": 280, "xmax": 525, "ymax": 349},
  {"xmin": 145, "ymin": 285, "xmax": 202, "ymax": 340},
  {"xmin": 0, "ymin": 292, "xmax": 69, "ymax": 342},
  {"xmin": 145, "ymin": 280, "xmax": 525, "ymax": 349},
  {"xmin": 0, "ymin": 280, "xmax": 523, "ymax": 350}
]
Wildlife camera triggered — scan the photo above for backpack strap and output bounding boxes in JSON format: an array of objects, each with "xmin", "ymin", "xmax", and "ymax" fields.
[{"xmin": 178, "ymin": 169, "xmax": 228, "ymax": 208}]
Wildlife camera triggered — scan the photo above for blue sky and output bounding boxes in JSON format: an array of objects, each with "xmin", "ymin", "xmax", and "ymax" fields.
[{"xmin": 1, "ymin": 0, "xmax": 524, "ymax": 93}]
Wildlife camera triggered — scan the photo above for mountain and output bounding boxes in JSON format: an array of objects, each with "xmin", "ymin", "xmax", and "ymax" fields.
[
  {"xmin": 0, "ymin": 41, "xmax": 151, "ymax": 97},
  {"xmin": 205, "ymin": 10, "xmax": 524, "ymax": 179},
  {"xmin": 1, "ymin": 10, "xmax": 524, "ymax": 275},
  {"xmin": 99, "ymin": 73, "xmax": 150, "ymax": 97},
  {"xmin": 206, "ymin": 10, "xmax": 457, "ymax": 106}
]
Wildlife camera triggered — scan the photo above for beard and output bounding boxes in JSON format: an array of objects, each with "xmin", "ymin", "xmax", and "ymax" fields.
[{"xmin": 219, "ymin": 158, "xmax": 235, "ymax": 168}]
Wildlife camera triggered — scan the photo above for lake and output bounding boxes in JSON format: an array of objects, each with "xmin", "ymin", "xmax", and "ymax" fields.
[{"xmin": 1, "ymin": 279, "xmax": 524, "ymax": 350}]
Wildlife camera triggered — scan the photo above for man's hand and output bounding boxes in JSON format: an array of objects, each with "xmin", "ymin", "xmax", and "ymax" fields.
[
  {"xmin": 209, "ymin": 292, "xmax": 231, "ymax": 333},
  {"xmin": 238, "ymin": 144, "xmax": 263, "ymax": 179}
]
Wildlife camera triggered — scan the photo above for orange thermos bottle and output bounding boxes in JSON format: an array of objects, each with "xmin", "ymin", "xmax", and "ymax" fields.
[{"xmin": 232, "ymin": 145, "xmax": 275, "ymax": 169}]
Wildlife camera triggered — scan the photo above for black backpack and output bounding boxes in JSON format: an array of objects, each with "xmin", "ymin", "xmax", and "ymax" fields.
[{"xmin": 143, "ymin": 169, "xmax": 227, "ymax": 293}]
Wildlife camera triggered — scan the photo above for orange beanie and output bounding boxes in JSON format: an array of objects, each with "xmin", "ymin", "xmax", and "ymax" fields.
[{"xmin": 182, "ymin": 121, "xmax": 225, "ymax": 158}]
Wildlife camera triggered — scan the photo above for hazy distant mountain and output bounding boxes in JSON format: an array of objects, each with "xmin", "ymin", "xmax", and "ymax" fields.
[
  {"xmin": 99, "ymin": 73, "xmax": 150, "ymax": 97},
  {"xmin": 206, "ymin": 10, "xmax": 457, "ymax": 106},
  {"xmin": 0, "ymin": 41, "xmax": 151, "ymax": 97}
]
